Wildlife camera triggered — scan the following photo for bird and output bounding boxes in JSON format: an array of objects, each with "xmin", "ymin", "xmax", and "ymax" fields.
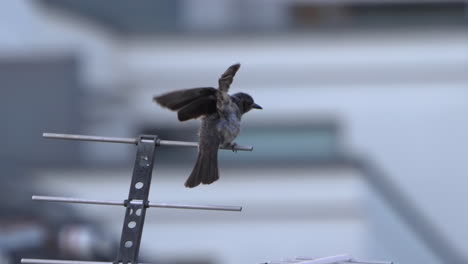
[{"xmin": 153, "ymin": 63, "xmax": 262, "ymax": 188}]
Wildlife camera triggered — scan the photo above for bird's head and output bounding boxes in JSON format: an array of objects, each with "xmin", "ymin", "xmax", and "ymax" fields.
[{"xmin": 232, "ymin": 92, "xmax": 262, "ymax": 114}]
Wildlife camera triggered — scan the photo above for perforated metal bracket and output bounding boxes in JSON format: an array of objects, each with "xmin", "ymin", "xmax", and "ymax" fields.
[{"xmin": 115, "ymin": 135, "xmax": 158, "ymax": 264}]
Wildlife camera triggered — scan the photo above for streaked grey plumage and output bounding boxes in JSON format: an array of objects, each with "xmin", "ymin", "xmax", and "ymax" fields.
[{"xmin": 153, "ymin": 63, "xmax": 261, "ymax": 188}]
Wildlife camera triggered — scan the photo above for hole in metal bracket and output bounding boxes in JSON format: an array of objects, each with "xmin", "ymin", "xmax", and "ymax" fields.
[
  {"xmin": 135, "ymin": 182, "xmax": 144, "ymax": 189},
  {"xmin": 135, "ymin": 208, "xmax": 142, "ymax": 216},
  {"xmin": 125, "ymin": 241, "xmax": 133, "ymax": 248},
  {"xmin": 128, "ymin": 221, "xmax": 136, "ymax": 228}
]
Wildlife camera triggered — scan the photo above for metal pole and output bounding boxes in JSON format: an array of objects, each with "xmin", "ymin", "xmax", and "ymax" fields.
[
  {"xmin": 21, "ymin": 259, "xmax": 112, "ymax": 264},
  {"xmin": 43, "ymin": 133, "xmax": 137, "ymax": 144},
  {"xmin": 295, "ymin": 255, "xmax": 351, "ymax": 264},
  {"xmin": 32, "ymin": 195, "xmax": 123, "ymax": 206},
  {"xmin": 348, "ymin": 260, "xmax": 394, "ymax": 264},
  {"xmin": 21, "ymin": 259, "xmax": 151, "ymax": 264},
  {"xmin": 148, "ymin": 202, "xmax": 242, "ymax": 211},
  {"xmin": 43, "ymin": 133, "xmax": 253, "ymax": 151},
  {"xmin": 32, "ymin": 195, "xmax": 242, "ymax": 211},
  {"xmin": 261, "ymin": 255, "xmax": 393, "ymax": 264}
]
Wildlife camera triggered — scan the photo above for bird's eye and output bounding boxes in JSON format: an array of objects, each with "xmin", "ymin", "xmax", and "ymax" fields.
[{"xmin": 243, "ymin": 101, "xmax": 250, "ymax": 110}]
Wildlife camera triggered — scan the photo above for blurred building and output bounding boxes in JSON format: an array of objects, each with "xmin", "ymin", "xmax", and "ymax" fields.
[{"xmin": 1, "ymin": 1, "xmax": 467, "ymax": 264}]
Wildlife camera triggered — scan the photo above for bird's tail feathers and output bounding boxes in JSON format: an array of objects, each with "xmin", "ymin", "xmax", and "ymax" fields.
[{"xmin": 185, "ymin": 145, "xmax": 219, "ymax": 188}]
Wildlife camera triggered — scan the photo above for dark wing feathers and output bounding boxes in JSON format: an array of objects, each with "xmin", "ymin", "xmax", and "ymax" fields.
[
  {"xmin": 153, "ymin": 87, "xmax": 217, "ymax": 111},
  {"xmin": 218, "ymin": 63, "xmax": 240, "ymax": 94},
  {"xmin": 177, "ymin": 96, "xmax": 217, "ymax": 121},
  {"xmin": 154, "ymin": 64, "xmax": 241, "ymax": 122}
]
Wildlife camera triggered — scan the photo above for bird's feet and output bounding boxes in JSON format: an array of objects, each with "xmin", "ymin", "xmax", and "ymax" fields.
[{"xmin": 222, "ymin": 142, "xmax": 238, "ymax": 152}]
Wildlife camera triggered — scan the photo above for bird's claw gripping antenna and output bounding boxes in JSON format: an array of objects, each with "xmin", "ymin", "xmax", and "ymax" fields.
[{"xmin": 21, "ymin": 132, "xmax": 249, "ymax": 264}]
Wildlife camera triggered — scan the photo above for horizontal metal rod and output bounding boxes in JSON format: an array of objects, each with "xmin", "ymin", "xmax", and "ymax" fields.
[
  {"xmin": 32, "ymin": 195, "xmax": 242, "ymax": 212},
  {"xmin": 296, "ymin": 255, "xmax": 351, "ymax": 264},
  {"xmin": 262, "ymin": 255, "xmax": 393, "ymax": 264},
  {"xmin": 348, "ymin": 260, "xmax": 394, "ymax": 264},
  {"xmin": 22, "ymin": 259, "xmax": 111, "ymax": 264},
  {"xmin": 21, "ymin": 259, "xmax": 151, "ymax": 264},
  {"xmin": 149, "ymin": 202, "xmax": 242, "ymax": 211},
  {"xmin": 264, "ymin": 255, "xmax": 351, "ymax": 264},
  {"xmin": 43, "ymin": 133, "xmax": 137, "ymax": 144},
  {"xmin": 43, "ymin": 132, "xmax": 253, "ymax": 151},
  {"xmin": 32, "ymin": 195, "xmax": 123, "ymax": 206}
]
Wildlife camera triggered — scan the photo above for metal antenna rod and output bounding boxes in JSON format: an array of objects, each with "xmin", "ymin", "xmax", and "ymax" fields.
[
  {"xmin": 21, "ymin": 259, "xmax": 112, "ymax": 264},
  {"xmin": 32, "ymin": 195, "xmax": 242, "ymax": 212},
  {"xmin": 43, "ymin": 133, "xmax": 253, "ymax": 151},
  {"xmin": 292, "ymin": 254, "xmax": 351, "ymax": 264},
  {"xmin": 21, "ymin": 259, "xmax": 152, "ymax": 264},
  {"xmin": 261, "ymin": 255, "xmax": 393, "ymax": 264}
]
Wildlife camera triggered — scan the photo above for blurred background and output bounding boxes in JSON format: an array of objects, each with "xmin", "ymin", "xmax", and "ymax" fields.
[{"xmin": 1, "ymin": 0, "xmax": 468, "ymax": 263}]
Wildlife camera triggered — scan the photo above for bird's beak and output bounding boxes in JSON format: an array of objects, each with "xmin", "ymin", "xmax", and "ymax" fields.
[{"xmin": 252, "ymin": 103, "xmax": 263, "ymax": 110}]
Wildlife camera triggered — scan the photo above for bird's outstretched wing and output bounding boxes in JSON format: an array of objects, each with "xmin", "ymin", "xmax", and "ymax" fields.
[
  {"xmin": 218, "ymin": 63, "xmax": 240, "ymax": 94},
  {"xmin": 153, "ymin": 63, "xmax": 241, "ymax": 121},
  {"xmin": 153, "ymin": 87, "xmax": 217, "ymax": 121},
  {"xmin": 217, "ymin": 63, "xmax": 240, "ymax": 114},
  {"xmin": 177, "ymin": 96, "xmax": 217, "ymax": 121},
  {"xmin": 153, "ymin": 87, "xmax": 216, "ymax": 111}
]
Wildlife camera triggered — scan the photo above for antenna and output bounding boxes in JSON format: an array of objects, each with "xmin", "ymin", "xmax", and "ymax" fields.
[
  {"xmin": 22, "ymin": 132, "xmax": 248, "ymax": 264},
  {"xmin": 21, "ymin": 133, "xmax": 393, "ymax": 264}
]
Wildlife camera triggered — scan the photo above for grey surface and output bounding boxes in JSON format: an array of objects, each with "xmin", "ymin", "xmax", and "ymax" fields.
[{"xmin": 0, "ymin": 57, "xmax": 82, "ymax": 167}]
